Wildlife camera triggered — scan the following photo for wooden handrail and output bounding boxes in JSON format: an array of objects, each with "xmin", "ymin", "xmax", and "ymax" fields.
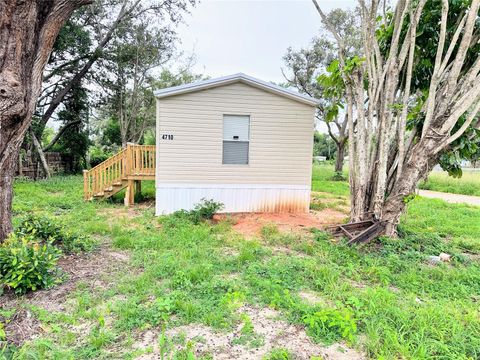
[{"xmin": 83, "ymin": 144, "xmax": 156, "ymax": 200}]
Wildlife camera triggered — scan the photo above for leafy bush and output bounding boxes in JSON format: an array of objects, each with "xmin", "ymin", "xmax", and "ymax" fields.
[
  {"xmin": 16, "ymin": 214, "xmax": 96, "ymax": 253},
  {"xmin": 89, "ymin": 145, "xmax": 115, "ymax": 167},
  {"xmin": 171, "ymin": 198, "xmax": 224, "ymax": 225},
  {"xmin": 0, "ymin": 234, "xmax": 61, "ymax": 294},
  {"xmin": 303, "ymin": 308, "xmax": 357, "ymax": 343},
  {"xmin": 191, "ymin": 198, "xmax": 224, "ymax": 221}
]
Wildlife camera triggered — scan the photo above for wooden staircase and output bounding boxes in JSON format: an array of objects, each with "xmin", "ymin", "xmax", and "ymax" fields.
[{"xmin": 83, "ymin": 143, "xmax": 155, "ymax": 206}]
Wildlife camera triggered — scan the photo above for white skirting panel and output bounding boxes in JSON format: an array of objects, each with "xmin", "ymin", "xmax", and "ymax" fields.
[{"xmin": 155, "ymin": 183, "xmax": 310, "ymax": 215}]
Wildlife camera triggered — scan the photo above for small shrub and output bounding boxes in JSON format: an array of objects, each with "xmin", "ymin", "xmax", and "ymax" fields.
[
  {"xmin": 16, "ymin": 214, "xmax": 60, "ymax": 241},
  {"xmin": 16, "ymin": 214, "xmax": 96, "ymax": 253},
  {"xmin": 193, "ymin": 198, "xmax": 224, "ymax": 220},
  {"xmin": 0, "ymin": 234, "xmax": 61, "ymax": 294},
  {"xmin": 89, "ymin": 146, "xmax": 115, "ymax": 167},
  {"xmin": 171, "ymin": 199, "xmax": 224, "ymax": 225},
  {"xmin": 303, "ymin": 308, "xmax": 357, "ymax": 343},
  {"xmin": 260, "ymin": 223, "xmax": 280, "ymax": 241}
]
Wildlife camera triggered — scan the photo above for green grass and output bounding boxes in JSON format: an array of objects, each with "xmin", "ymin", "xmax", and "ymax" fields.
[
  {"xmin": 311, "ymin": 164, "xmax": 349, "ymax": 196},
  {"xmin": 2, "ymin": 167, "xmax": 480, "ymax": 359},
  {"xmin": 419, "ymin": 170, "xmax": 480, "ymax": 196}
]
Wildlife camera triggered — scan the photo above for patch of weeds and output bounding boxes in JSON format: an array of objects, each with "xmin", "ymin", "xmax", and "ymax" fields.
[
  {"xmin": 261, "ymin": 224, "xmax": 303, "ymax": 247},
  {"xmin": 15, "ymin": 213, "xmax": 97, "ymax": 253},
  {"xmin": 87, "ymin": 316, "xmax": 115, "ymax": 350},
  {"xmin": 169, "ymin": 199, "xmax": 224, "ymax": 225},
  {"xmin": 310, "ymin": 201, "xmax": 331, "ymax": 211},
  {"xmin": 0, "ymin": 234, "xmax": 62, "ymax": 294},
  {"xmin": 0, "ymin": 322, "xmax": 6, "ymax": 341},
  {"xmin": 269, "ymin": 289, "xmax": 299, "ymax": 312},
  {"xmin": 114, "ymin": 297, "xmax": 175, "ymax": 331},
  {"xmin": 0, "ymin": 343, "xmax": 17, "ymax": 359},
  {"xmin": 238, "ymin": 241, "xmax": 265, "ymax": 264},
  {"xmin": 159, "ymin": 331, "xmax": 174, "ymax": 359},
  {"xmin": 261, "ymin": 223, "xmax": 280, "ymax": 240},
  {"xmin": 311, "ymin": 229, "xmax": 332, "ymax": 242},
  {"xmin": 262, "ymin": 348, "xmax": 293, "ymax": 360},
  {"xmin": 172, "ymin": 340, "xmax": 197, "ymax": 360},
  {"xmin": 310, "ymin": 198, "xmax": 347, "ymax": 212},
  {"xmin": 220, "ymin": 290, "xmax": 245, "ymax": 311},
  {"xmin": 232, "ymin": 314, "xmax": 264, "ymax": 348},
  {"xmin": 7, "ymin": 338, "xmax": 73, "ymax": 359},
  {"xmin": 303, "ymin": 307, "xmax": 357, "ymax": 344}
]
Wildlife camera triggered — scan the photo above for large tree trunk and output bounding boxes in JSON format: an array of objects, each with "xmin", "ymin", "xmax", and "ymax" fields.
[
  {"xmin": 0, "ymin": 0, "xmax": 91, "ymax": 242},
  {"xmin": 334, "ymin": 140, "xmax": 346, "ymax": 173},
  {"xmin": 0, "ymin": 145, "xmax": 18, "ymax": 240}
]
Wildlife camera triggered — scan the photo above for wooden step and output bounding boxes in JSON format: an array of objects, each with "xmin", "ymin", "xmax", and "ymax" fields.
[{"xmin": 83, "ymin": 144, "xmax": 155, "ymax": 206}]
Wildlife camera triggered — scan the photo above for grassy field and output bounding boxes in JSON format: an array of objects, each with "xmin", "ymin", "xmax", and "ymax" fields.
[
  {"xmin": 1, "ymin": 165, "xmax": 480, "ymax": 359},
  {"xmin": 419, "ymin": 170, "xmax": 480, "ymax": 196}
]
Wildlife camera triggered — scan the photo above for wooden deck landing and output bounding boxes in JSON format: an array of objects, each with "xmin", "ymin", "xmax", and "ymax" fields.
[{"xmin": 83, "ymin": 143, "xmax": 155, "ymax": 206}]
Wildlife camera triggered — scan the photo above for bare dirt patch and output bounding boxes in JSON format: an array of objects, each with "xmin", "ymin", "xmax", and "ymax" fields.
[
  {"xmin": 217, "ymin": 210, "xmax": 348, "ymax": 239},
  {"xmin": 134, "ymin": 305, "xmax": 365, "ymax": 360},
  {"xmin": 97, "ymin": 200, "xmax": 155, "ymax": 219},
  {"xmin": 0, "ymin": 242, "xmax": 129, "ymax": 346},
  {"xmin": 298, "ymin": 290, "xmax": 334, "ymax": 307}
]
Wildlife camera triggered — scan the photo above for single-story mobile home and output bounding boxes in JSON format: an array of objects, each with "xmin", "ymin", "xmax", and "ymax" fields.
[{"xmin": 154, "ymin": 73, "xmax": 319, "ymax": 215}]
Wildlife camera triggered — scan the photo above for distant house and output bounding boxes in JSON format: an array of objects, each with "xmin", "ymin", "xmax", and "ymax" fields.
[
  {"xmin": 154, "ymin": 73, "xmax": 319, "ymax": 214},
  {"xmin": 314, "ymin": 156, "xmax": 327, "ymax": 162}
]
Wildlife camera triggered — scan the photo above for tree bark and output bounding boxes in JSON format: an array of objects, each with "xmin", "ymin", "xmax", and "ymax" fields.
[
  {"xmin": 334, "ymin": 140, "xmax": 346, "ymax": 173},
  {"xmin": 0, "ymin": 145, "xmax": 17, "ymax": 240},
  {"xmin": 0, "ymin": 0, "xmax": 91, "ymax": 241},
  {"xmin": 42, "ymin": 119, "xmax": 81, "ymax": 152}
]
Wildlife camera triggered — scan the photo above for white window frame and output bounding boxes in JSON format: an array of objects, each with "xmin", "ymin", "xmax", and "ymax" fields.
[{"xmin": 222, "ymin": 114, "xmax": 250, "ymax": 165}]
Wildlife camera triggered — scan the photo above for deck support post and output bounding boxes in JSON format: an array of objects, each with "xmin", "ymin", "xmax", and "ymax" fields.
[
  {"xmin": 135, "ymin": 180, "xmax": 141, "ymax": 198},
  {"xmin": 124, "ymin": 179, "xmax": 135, "ymax": 206}
]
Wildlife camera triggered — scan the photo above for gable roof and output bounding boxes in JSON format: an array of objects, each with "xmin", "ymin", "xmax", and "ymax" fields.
[{"xmin": 153, "ymin": 73, "xmax": 320, "ymax": 106}]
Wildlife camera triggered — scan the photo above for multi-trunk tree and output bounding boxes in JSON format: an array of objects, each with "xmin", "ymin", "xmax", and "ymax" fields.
[{"xmin": 312, "ymin": 0, "xmax": 480, "ymax": 235}]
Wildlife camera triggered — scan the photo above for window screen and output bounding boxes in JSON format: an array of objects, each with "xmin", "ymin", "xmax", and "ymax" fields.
[{"xmin": 223, "ymin": 115, "xmax": 249, "ymax": 164}]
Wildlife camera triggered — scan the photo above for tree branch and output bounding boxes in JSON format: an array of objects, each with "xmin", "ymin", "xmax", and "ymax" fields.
[{"xmin": 42, "ymin": 120, "xmax": 82, "ymax": 152}]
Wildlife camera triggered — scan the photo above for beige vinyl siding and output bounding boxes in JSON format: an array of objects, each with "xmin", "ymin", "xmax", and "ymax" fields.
[{"xmin": 156, "ymin": 82, "xmax": 315, "ymax": 185}]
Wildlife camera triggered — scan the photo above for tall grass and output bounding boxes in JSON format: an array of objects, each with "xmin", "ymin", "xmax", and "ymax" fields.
[{"xmin": 419, "ymin": 170, "xmax": 480, "ymax": 196}]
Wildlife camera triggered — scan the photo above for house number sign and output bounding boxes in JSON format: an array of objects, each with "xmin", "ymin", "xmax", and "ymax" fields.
[{"xmin": 162, "ymin": 134, "xmax": 174, "ymax": 140}]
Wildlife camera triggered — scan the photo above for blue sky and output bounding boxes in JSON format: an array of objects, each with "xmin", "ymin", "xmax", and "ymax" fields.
[{"xmin": 177, "ymin": 0, "xmax": 357, "ymax": 83}]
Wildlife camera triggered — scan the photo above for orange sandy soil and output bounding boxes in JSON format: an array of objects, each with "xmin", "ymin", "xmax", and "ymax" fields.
[{"xmin": 214, "ymin": 209, "xmax": 349, "ymax": 238}]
